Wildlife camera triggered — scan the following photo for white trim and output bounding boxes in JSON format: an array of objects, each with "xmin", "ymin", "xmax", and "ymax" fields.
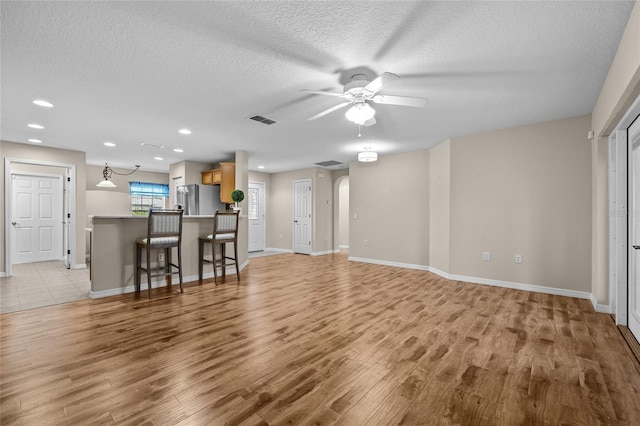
[
  {"xmin": 0, "ymin": 272, "xmax": 7, "ymax": 278},
  {"xmin": 590, "ymin": 294, "xmax": 612, "ymax": 314},
  {"xmin": 264, "ymin": 247, "xmax": 293, "ymax": 254},
  {"xmin": 90, "ymin": 260, "xmax": 250, "ymax": 299},
  {"xmin": 339, "ymin": 245, "xmax": 349, "ymax": 249},
  {"xmin": 348, "ymin": 256, "xmax": 430, "ymax": 271},
  {"xmin": 609, "ymin": 94, "xmax": 640, "ymax": 325},
  {"xmin": 73, "ymin": 264, "xmax": 87, "ymax": 270},
  {"xmin": 311, "ymin": 250, "xmax": 339, "ymax": 256},
  {"xmin": 349, "ymin": 256, "xmax": 592, "ymax": 301}
]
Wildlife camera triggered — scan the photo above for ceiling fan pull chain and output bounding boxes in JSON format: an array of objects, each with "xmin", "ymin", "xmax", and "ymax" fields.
[{"xmin": 358, "ymin": 124, "xmax": 362, "ymax": 138}]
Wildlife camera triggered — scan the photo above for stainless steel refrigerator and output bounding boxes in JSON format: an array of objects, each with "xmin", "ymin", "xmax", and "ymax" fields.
[{"xmin": 176, "ymin": 184, "xmax": 225, "ymax": 215}]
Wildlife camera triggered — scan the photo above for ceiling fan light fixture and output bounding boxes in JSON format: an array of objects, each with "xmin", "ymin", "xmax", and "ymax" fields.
[
  {"xmin": 358, "ymin": 150, "xmax": 378, "ymax": 162},
  {"xmin": 345, "ymin": 102, "xmax": 375, "ymax": 125}
]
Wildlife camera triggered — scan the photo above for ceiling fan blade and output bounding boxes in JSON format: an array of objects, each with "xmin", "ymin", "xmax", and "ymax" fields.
[
  {"xmin": 363, "ymin": 72, "xmax": 400, "ymax": 95},
  {"xmin": 364, "ymin": 117, "xmax": 376, "ymax": 127},
  {"xmin": 372, "ymin": 94, "xmax": 428, "ymax": 107},
  {"xmin": 300, "ymin": 89, "xmax": 346, "ymax": 98},
  {"xmin": 308, "ymin": 102, "xmax": 351, "ymax": 120}
]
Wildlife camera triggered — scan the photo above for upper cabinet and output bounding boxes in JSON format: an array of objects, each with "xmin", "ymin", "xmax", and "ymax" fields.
[
  {"xmin": 201, "ymin": 162, "xmax": 235, "ymax": 203},
  {"xmin": 201, "ymin": 169, "xmax": 221, "ymax": 185}
]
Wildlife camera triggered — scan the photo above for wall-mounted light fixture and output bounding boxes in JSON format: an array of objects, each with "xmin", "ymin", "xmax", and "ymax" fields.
[{"xmin": 96, "ymin": 163, "xmax": 140, "ymax": 188}]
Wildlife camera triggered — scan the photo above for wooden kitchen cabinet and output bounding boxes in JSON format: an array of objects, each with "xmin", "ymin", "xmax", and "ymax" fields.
[
  {"xmin": 201, "ymin": 169, "xmax": 220, "ymax": 185},
  {"xmin": 201, "ymin": 162, "xmax": 235, "ymax": 203},
  {"xmin": 219, "ymin": 162, "xmax": 235, "ymax": 204}
]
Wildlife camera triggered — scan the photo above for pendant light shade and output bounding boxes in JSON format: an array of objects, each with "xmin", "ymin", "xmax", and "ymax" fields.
[
  {"xmin": 96, "ymin": 179, "xmax": 117, "ymax": 188},
  {"xmin": 96, "ymin": 163, "xmax": 140, "ymax": 188}
]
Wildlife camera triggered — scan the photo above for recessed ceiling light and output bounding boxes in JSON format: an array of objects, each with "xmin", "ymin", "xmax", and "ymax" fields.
[
  {"xmin": 258, "ymin": 165, "xmax": 265, "ymax": 169},
  {"xmin": 27, "ymin": 123, "xmax": 44, "ymax": 129},
  {"xmin": 28, "ymin": 138, "xmax": 42, "ymax": 143},
  {"xmin": 104, "ymin": 142, "xmax": 116, "ymax": 147},
  {"xmin": 33, "ymin": 99, "xmax": 54, "ymax": 108},
  {"xmin": 140, "ymin": 142, "xmax": 164, "ymax": 149},
  {"xmin": 154, "ymin": 157, "xmax": 163, "ymax": 161},
  {"xmin": 173, "ymin": 148, "xmax": 184, "ymax": 153},
  {"xmin": 178, "ymin": 129, "xmax": 191, "ymax": 135}
]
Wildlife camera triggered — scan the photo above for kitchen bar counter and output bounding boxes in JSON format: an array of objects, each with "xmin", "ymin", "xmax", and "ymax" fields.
[{"xmin": 89, "ymin": 215, "xmax": 246, "ymax": 298}]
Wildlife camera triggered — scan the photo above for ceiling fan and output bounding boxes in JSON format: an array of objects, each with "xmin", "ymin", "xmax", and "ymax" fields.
[{"xmin": 302, "ymin": 72, "xmax": 428, "ymax": 126}]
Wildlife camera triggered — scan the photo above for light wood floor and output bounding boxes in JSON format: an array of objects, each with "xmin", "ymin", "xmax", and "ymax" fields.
[{"xmin": 1, "ymin": 253, "xmax": 639, "ymax": 425}]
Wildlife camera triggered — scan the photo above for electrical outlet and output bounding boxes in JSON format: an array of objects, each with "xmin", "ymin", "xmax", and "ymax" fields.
[
  {"xmin": 483, "ymin": 252, "xmax": 491, "ymax": 261},
  {"xmin": 158, "ymin": 253, "xmax": 164, "ymax": 262},
  {"xmin": 363, "ymin": 240, "xmax": 369, "ymax": 247},
  {"xmin": 515, "ymin": 255, "xmax": 522, "ymax": 264},
  {"xmin": 279, "ymin": 234, "xmax": 283, "ymax": 239}
]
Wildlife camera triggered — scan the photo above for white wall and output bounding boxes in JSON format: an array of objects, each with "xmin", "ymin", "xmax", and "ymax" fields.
[
  {"xmin": 349, "ymin": 150, "xmax": 430, "ymax": 266},
  {"xmin": 449, "ymin": 115, "xmax": 592, "ymax": 292},
  {"xmin": 429, "ymin": 140, "xmax": 451, "ymax": 272}
]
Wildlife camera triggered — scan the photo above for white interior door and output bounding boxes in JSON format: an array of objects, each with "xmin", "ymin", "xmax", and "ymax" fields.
[
  {"xmin": 293, "ymin": 179, "xmax": 312, "ymax": 255},
  {"xmin": 11, "ymin": 174, "xmax": 63, "ymax": 264},
  {"xmin": 248, "ymin": 181, "xmax": 265, "ymax": 252},
  {"xmin": 629, "ymin": 116, "xmax": 640, "ymax": 340}
]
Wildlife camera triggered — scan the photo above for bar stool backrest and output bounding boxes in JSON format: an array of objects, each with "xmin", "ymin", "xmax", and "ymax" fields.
[
  {"xmin": 147, "ymin": 209, "xmax": 183, "ymax": 244},
  {"xmin": 213, "ymin": 210, "xmax": 239, "ymax": 240}
]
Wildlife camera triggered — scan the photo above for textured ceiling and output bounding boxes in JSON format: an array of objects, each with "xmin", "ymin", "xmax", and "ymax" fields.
[{"xmin": 1, "ymin": 1, "xmax": 634, "ymax": 173}]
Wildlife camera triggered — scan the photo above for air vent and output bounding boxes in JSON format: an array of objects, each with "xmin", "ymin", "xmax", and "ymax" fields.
[
  {"xmin": 315, "ymin": 160, "xmax": 344, "ymax": 167},
  {"xmin": 248, "ymin": 115, "xmax": 278, "ymax": 125},
  {"xmin": 140, "ymin": 142, "xmax": 165, "ymax": 149}
]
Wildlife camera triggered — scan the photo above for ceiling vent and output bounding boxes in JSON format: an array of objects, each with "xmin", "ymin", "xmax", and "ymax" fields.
[
  {"xmin": 314, "ymin": 160, "xmax": 343, "ymax": 167},
  {"xmin": 248, "ymin": 115, "xmax": 278, "ymax": 125}
]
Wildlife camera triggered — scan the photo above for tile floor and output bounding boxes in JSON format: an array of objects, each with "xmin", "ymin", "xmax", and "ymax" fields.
[{"xmin": 0, "ymin": 261, "xmax": 90, "ymax": 314}]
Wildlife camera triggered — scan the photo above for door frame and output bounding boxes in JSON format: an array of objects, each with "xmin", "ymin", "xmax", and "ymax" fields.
[
  {"xmin": 609, "ymin": 94, "xmax": 640, "ymax": 325},
  {"xmin": 292, "ymin": 178, "xmax": 312, "ymax": 254},
  {"xmin": 248, "ymin": 181, "xmax": 266, "ymax": 252},
  {"xmin": 10, "ymin": 172, "xmax": 64, "ymax": 263},
  {"xmin": 4, "ymin": 158, "xmax": 77, "ymax": 277}
]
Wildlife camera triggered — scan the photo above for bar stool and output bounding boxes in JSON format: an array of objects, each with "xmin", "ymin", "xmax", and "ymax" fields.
[
  {"xmin": 135, "ymin": 209, "xmax": 184, "ymax": 298},
  {"xmin": 199, "ymin": 210, "xmax": 240, "ymax": 284}
]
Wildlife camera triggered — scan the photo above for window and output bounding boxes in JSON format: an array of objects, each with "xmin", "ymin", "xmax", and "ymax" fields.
[{"xmin": 129, "ymin": 181, "xmax": 170, "ymax": 216}]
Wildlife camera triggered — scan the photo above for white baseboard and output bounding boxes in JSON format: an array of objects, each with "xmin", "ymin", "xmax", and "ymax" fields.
[
  {"xmin": 264, "ymin": 247, "xmax": 293, "ymax": 254},
  {"xmin": 590, "ymin": 294, "xmax": 612, "ymax": 313},
  {"xmin": 90, "ymin": 260, "xmax": 249, "ymax": 299},
  {"xmin": 348, "ymin": 256, "xmax": 430, "ymax": 271},
  {"xmin": 339, "ymin": 245, "xmax": 349, "ymax": 249},
  {"xmin": 0, "ymin": 272, "xmax": 6, "ymax": 278},
  {"xmin": 311, "ymin": 250, "xmax": 339, "ymax": 256},
  {"xmin": 73, "ymin": 264, "xmax": 87, "ymax": 270},
  {"xmin": 349, "ymin": 256, "xmax": 592, "ymax": 302}
]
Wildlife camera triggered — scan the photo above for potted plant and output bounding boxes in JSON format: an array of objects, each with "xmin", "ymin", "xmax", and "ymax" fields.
[{"xmin": 231, "ymin": 189, "xmax": 245, "ymax": 211}]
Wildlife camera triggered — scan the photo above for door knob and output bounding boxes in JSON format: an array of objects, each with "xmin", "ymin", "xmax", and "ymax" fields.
[
  {"xmin": 634, "ymin": 245, "xmax": 640, "ymax": 250},
  {"xmin": 11, "ymin": 222, "xmax": 18, "ymax": 226}
]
